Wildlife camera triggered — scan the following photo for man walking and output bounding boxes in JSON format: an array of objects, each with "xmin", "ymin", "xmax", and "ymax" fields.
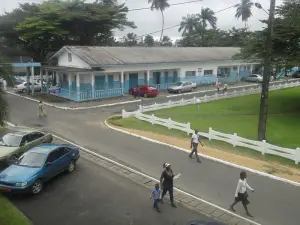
[{"xmin": 189, "ymin": 130, "xmax": 203, "ymax": 163}]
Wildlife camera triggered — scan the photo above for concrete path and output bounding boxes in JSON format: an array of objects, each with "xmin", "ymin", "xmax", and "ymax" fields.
[
  {"xmin": 6, "ymin": 84, "xmax": 300, "ymax": 225},
  {"xmin": 8, "ymin": 156, "xmax": 213, "ymax": 225}
]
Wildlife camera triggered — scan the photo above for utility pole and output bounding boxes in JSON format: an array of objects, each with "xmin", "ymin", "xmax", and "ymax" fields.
[{"xmin": 257, "ymin": 0, "xmax": 276, "ymax": 141}]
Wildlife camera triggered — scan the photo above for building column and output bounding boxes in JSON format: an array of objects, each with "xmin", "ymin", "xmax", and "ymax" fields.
[
  {"xmin": 45, "ymin": 70, "xmax": 49, "ymax": 93},
  {"xmin": 76, "ymin": 73, "xmax": 80, "ymax": 93},
  {"xmin": 104, "ymin": 74, "xmax": 108, "ymax": 89},
  {"xmin": 121, "ymin": 71, "xmax": 124, "ymax": 95},
  {"xmin": 40, "ymin": 67, "xmax": 43, "ymax": 91},
  {"xmin": 55, "ymin": 72, "xmax": 59, "ymax": 87},
  {"xmin": 147, "ymin": 69, "xmax": 150, "ymax": 85},
  {"xmin": 237, "ymin": 65, "xmax": 241, "ymax": 82},
  {"xmin": 91, "ymin": 72, "xmax": 95, "ymax": 99},
  {"xmin": 31, "ymin": 66, "xmax": 35, "ymax": 95},
  {"xmin": 68, "ymin": 73, "xmax": 72, "ymax": 98}
]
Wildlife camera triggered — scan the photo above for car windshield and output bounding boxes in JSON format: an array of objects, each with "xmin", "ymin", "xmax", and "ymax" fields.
[
  {"xmin": 0, "ymin": 134, "xmax": 22, "ymax": 147},
  {"xmin": 149, "ymin": 86, "xmax": 157, "ymax": 90},
  {"xmin": 16, "ymin": 152, "xmax": 47, "ymax": 168},
  {"xmin": 174, "ymin": 82, "xmax": 183, "ymax": 86}
]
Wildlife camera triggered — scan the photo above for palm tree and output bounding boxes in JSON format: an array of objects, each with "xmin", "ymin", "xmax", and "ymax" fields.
[
  {"xmin": 0, "ymin": 54, "xmax": 11, "ymax": 126},
  {"xmin": 178, "ymin": 14, "xmax": 199, "ymax": 35},
  {"xmin": 160, "ymin": 36, "xmax": 172, "ymax": 46},
  {"xmin": 123, "ymin": 33, "xmax": 138, "ymax": 46},
  {"xmin": 235, "ymin": 0, "xmax": 254, "ymax": 28},
  {"xmin": 148, "ymin": 0, "xmax": 170, "ymax": 42},
  {"xmin": 197, "ymin": 8, "xmax": 217, "ymax": 29}
]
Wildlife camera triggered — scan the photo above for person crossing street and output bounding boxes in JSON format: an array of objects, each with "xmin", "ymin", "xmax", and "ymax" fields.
[{"xmin": 189, "ymin": 130, "xmax": 203, "ymax": 163}]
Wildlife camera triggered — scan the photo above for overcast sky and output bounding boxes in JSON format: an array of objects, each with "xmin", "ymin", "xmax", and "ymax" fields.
[{"xmin": 1, "ymin": 0, "xmax": 283, "ymax": 41}]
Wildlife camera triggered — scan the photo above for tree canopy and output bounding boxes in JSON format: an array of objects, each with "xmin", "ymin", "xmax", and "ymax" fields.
[{"xmin": 0, "ymin": 0, "xmax": 136, "ymax": 62}]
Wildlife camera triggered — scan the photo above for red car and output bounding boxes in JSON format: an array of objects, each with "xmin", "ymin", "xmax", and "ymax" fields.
[{"xmin": 129, "ymin": 85, "xmax": 159, "ymax": 98}]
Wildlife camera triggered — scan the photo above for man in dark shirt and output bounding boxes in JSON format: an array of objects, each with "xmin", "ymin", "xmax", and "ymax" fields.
[{"xmin": 160, "ymin": 163, "xmax": 176, "ymax": 208}]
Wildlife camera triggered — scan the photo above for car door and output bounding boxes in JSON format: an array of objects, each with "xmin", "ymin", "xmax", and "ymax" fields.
[
  {"xmin": 18, "ymin": 134, "xmax": 33, "ymax": 156},
  {"xmin": 50, "ymin": 147, "xmax": 70, "ymax": 174},
  {"xmin": 44, "ymin": 150, "xmax": 61, "ymax": 179},
  {"xmin": 29, "ymin": 132, "xmax": 45, "ymax": 146}
]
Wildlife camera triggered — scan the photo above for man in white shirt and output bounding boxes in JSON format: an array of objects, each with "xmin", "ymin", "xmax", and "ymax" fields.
[{"xmin": 189, "ymin": 130, "xmax": 203, "ymax": 163}]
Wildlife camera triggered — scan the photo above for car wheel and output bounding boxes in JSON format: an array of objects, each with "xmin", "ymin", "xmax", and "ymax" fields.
[
  {"xmin": 31, "ymin": 180, "xmax": 43, "ymax": 195},
  {"xmin": 67, "ymin": 160, "xmax": 76, "ymax": 173},
  {"xmin": 7, "ymin": 154, "xmax": 17, "ymax": 165},
  {"xmin": 144, "ymin": 93, "xmax": 148, "ymax": 98},
  {"xmin": 22, "ymin": 88, "xmax": 26, "ymax": 93},
  {"xmin": 178, "ymin": 89, "xmax": 182, "ymax": 94}
]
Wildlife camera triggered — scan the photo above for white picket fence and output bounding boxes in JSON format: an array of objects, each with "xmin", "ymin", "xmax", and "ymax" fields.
[
  {"xmin": 139, "ymin": 81, "xmax": 300, "ymax": 112},
  {"xmin": 122, "ymin": 109, "xmax": 300, "ymax": 164}
]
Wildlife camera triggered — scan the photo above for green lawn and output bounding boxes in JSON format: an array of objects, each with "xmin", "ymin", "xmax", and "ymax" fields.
[
  {"xmin": 112, "ymin": 87, "xmax": 300, "ymax": 149},
  {"xmin": 0, "ymin": 195, "xmax": 31, "ymax": 225}
]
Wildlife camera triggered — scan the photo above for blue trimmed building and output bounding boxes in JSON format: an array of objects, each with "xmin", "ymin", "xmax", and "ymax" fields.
[{"xmin": 44, "ymin": 46, "xmax": 260, "ymax": 101}]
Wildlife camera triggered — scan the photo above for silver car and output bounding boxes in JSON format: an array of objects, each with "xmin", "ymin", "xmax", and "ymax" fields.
[
  {"xmin": 167, "ymin": 81, "xmax": 197, "ymax": 94},
  {"xmin": 243, "ymin": 74, "xmax": 263, "ymax": 83}
]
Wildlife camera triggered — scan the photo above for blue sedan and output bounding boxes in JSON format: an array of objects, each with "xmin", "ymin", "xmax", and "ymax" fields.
[{"xmin": 0, "ymin": 143, "xmax": 80, "ymax": 195}]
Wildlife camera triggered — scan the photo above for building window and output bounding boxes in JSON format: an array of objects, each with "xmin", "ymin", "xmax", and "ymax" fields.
[
  {"xmin": 68, "ymin": 53, "xmax": 72, "ymax": 62},
  {"xmin": 204, "ymin": 70, "xmax": 213, "ymax": 75},
  {"xmin": 185, "ymin": 71, "xmax": 196, "ymax": 77}
]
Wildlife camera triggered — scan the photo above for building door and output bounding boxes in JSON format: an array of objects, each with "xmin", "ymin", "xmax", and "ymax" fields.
[
  {"xmin": 173, "ymin": 71, "xmax": 178, "ymax": 83},
  {"xmin": 153, "ymin": 72, "xmax": 161, "ymax": 84},
  {"xmin": 108, "ymin": 75, "xmax": 114, "ymax": 89},
  {"xmin": 95, "ymin": 76, "xmax": 105, "ymax": 90},
  {"xmin": 129, "ymin": 73, "xmax": 138, "ymax": 89}
]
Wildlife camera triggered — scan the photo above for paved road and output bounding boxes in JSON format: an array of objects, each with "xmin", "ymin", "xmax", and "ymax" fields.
[
  {"xmin": 7, "ymin": 156, "xmax": 213, "ymax": 225},
  {"xmin": 6, "ymin": 81, "xmax": 300, "ymax": 225}
]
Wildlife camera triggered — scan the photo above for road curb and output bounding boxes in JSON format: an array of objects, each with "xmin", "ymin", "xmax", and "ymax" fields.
[
  {"xmin": 6, "ymin": 91, "xmax": 141, "ymax": 110},
  {"xmin": 5, "ymin": 121, "xmax": 260, "ymax": 225},
  {"xmin": 104, "ymin": 116, "xmax": 300, "ymax": 188}
]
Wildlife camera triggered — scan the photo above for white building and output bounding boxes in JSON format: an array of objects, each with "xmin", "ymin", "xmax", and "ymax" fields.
[{"xmin": 44, "ymin": 46, "xmax": 259, "ymax": 101}]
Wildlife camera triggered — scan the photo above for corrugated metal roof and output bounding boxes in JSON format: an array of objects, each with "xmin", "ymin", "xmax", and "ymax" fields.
[{"xmin": 64, "ymin": 46, "xmax": 240, "ymax": 66}]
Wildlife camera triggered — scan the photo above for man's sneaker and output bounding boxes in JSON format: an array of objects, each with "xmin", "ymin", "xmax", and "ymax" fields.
[
  {"xmin": 156, "ymin": 208, "xmax": 161, "ymax": 212},
  {"xmin": 171, "ymin": 203, "xmax": 177, "ymax": 208}
]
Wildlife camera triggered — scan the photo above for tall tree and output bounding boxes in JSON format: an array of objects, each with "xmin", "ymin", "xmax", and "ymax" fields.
[
  {"xmin": 0, "ymin": 0, "xmax": 136, "ymax": 62},
  {"xmin": 123, "ymin": 33, "xmax": 138, "ymax": 46},
  {"xmin": 144, "ymin": 35, "xmax": 155, "ymax": 47},
  {"xmin": 148, "ymin": 0, "xmax": 170, "ymax": 42},
  {"xmin": 178, "ymin": 14, "xmax": 199, "ymax": 35},
  {"xmin": 160, "ymin": 36, "xmax": 172, "ymax": 46},
  {"xmin": 235, "ymin": 0, "xmax": 254, "ymax": 28},
  {"xmin": 197, "ymin": 7, "xmax": 217, "ymax": 29},
  {"xmin": 0, "ymin": 54, "xmax": 11, "ymax": 126}
]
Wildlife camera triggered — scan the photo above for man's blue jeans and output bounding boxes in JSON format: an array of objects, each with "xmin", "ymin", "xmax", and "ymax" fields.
[{"xmin": 153, "ymin": 199, "xmax": 159, "ymax": 209}]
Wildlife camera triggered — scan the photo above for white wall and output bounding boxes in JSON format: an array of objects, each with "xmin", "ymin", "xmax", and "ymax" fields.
[
  {"xmin": 58, "ymin": 51, "xmax": 91, "ymax": 69},
  {"xmin": 102, "ymin": 60, "xmax": 255, "ymax": 78}
]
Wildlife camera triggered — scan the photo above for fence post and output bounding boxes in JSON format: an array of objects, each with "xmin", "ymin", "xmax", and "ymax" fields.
[
  {"xmin": 122, "ymin": 109, "xmax": 126, "ymax": 118},
  {"xmin": 294, "ymin": 148, "xmax": 300, "ymax": 164},
  {"xmin": 193, "ymin": 96, "xmax": 196, "ymax": 104},
  {"xmin": 234, "ymin": 90, "xmax": 237, "ymax": 96},
  {"xmin": 284, "ymin": 82, "xmax": 288, "ymax": 88},
  {"xmin": 168, "ymin": 118, "xmax": 172, "ymax": 130},
  {"xmin": 151, "ymin": 114, "xmax": 155, "ymax": 125},
  {"xmin": 168, "ymin": 100, "xmax": 171, "ymax": 108},
  {"xmin": 187, "ymin": 122, "xmax": 191, "ymax": 135},
  {"xmin": 153, "ymin": 103, "xmax": 157, "ymax": 110},
  {"xmin": 181, "ymin": 98, "xmax": 184, "ymax": 105},
  {"xmin": 232, "ymin": 133, "xmax": 237, "ymax": 147},
  {"xmin": 208, "ymin": 127, "xmax": 213, "ymax": 140},
  {"xmin": 243, "ymin": 89, "xmax": 246, "ymax": 95},
  {"xmin": 204, "ymin": 95, "xmax": 207, "ymax": 102},
  {"xmin": 139, "ymin": 105, "xmax": 143, "ymax": 113},
  {"xmin": 261, "ymin": 140, "xmax": 267, "ymax": 155}
]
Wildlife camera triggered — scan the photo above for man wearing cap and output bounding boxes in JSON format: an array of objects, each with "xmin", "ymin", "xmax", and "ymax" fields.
[{"xmin": 160, "ymin": 163, "xmax": 176, "ymax": 208}]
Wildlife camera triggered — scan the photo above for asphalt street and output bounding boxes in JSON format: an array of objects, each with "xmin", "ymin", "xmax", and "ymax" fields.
[
  {"xmin": 7, "ymin": 156, "xmax": 213, "ymax": 225},
  {"xmin": 6, "ymin": 80, "xmax": 300, "ymax": 225}
]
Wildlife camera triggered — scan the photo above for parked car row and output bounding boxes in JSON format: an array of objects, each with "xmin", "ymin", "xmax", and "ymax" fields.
[
  {"xmin": 13, "ymin": 81, "xmax": 42, "ymax": 93},
  {"xmin": 0, "ymin": 127, "xmax": 80, "ymax": 195}
]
